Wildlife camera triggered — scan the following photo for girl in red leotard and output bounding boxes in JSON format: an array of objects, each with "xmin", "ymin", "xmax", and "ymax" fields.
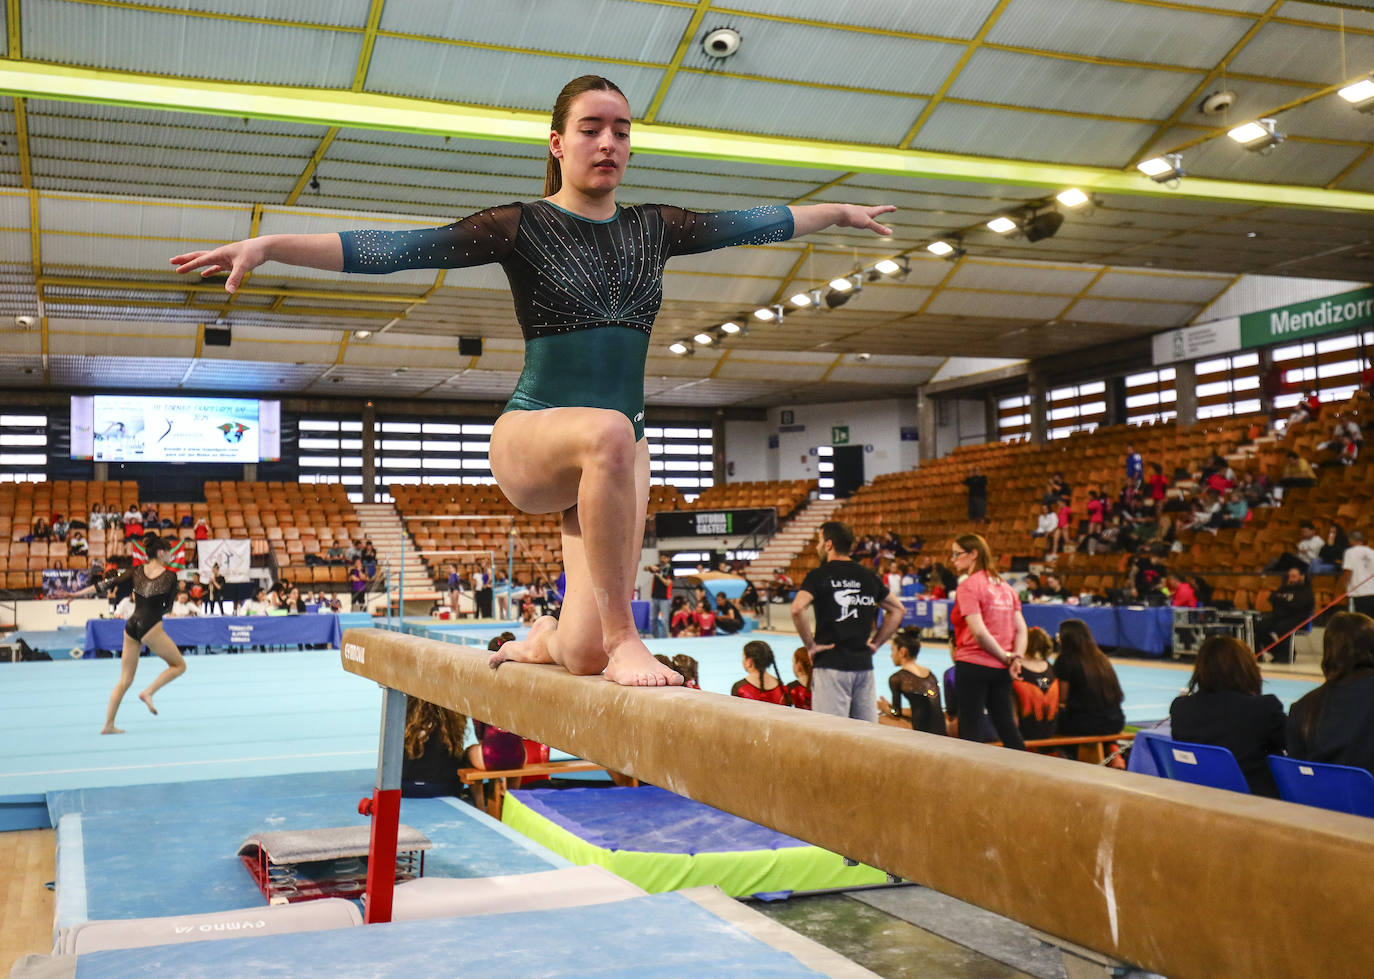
[
  {"xmin": 786, "ymin": 646, "xmax": 813, "ymax": 710},
  {"xmin": 731, "ymin": 640, "xmax": 792, "ymax": 706}
]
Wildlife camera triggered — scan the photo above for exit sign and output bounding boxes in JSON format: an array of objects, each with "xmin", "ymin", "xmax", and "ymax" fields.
[{"xmin": 832, "ymin": 426, "xmax": 849, "ymax": 445}]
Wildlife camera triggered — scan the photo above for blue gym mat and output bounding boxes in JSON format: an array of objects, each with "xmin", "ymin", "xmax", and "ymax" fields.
[
  {"xmin": 69, "ymin": 891, "xmax": 824, "ymax": 978},
  {"xmin": 51, "ymin": 771, "xmax": 566, "ymax": 927}
]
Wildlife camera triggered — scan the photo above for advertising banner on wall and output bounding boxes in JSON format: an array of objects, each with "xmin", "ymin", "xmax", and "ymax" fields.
[
  {"xmin": 1238, "ymin": 287, "xmax": 1374, "ymax": 349},
  {"xmin": 1151, "ymin": 317, "xmax": 1241, "ymax": 365}
]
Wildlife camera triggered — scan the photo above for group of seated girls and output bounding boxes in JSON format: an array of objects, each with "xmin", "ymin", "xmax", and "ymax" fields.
[
  {"xmin": 1166, "ymin": 612, "xmax": 1374, "ymax": 795},
  {"xmin": 400, "ymin": 633, "xmax": 543, "ymax": 797},
  {"xmin": 728, "ymin": 640, "xmax": 814, "ymax": 708},
  {"xmin": 877, "ymin": 622, "xmax": 1126, "ymax": 749},
  {"xmin": 669, "ymin": 592, "xmax": 744, "ymax": 637}
]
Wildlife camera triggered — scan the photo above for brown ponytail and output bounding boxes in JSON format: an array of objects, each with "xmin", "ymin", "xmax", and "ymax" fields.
[{"xmin": 544, "ymin": 75, "xmax": 628, "ymax": 197}]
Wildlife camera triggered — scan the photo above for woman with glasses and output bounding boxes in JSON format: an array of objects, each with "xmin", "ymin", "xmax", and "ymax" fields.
[{"xmin": 948, "ymin": 533, "xmax": 1027, "ymax": 750}]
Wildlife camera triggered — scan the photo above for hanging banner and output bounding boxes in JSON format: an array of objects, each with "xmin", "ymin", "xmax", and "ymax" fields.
[
  {"xmin": 198, "ymin": 539, "xmax": 252, "ymax": 582},
  {"xmin": 1151, "ymin": 317, "xmax": 1240, "ymax": 365},
  {"xmin": 1239, "ymin": 287, "xmax": 1374, "ymax": 349}
]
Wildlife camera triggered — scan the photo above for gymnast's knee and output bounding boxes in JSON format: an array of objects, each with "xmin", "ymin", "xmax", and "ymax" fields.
[{"xmin": 580, "ymin": 412, "xmax": 636, "ymax": 472}]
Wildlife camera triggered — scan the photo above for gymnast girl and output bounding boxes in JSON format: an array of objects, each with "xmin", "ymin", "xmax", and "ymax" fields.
[
  {"xmin": 66, "ymin": 535, "xmax": 187, "ymax": 733},
  {"xmin": 171, "ymin": 74, "xmax": 895, "ymax": 687}
]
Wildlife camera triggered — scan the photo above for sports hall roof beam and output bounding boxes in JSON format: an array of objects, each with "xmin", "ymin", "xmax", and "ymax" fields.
[{"xmin": 4, "ymin": 61, "xmax": 1372, "ymax": 216}]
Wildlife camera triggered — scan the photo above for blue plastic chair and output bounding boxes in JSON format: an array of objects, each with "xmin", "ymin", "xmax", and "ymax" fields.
[
  {"xmin": 1268, "ymin": 756, "xmax": 1374, "ymax": 818},
  {"xmin": 1147, "ymin": 736, "xmax": 1250, "ymax": 794}
]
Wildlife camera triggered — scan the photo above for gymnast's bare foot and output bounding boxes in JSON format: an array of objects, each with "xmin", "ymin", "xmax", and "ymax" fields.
[
  {"xmin": 603, "ymin": 636, "xmax": 684, "ymax": 687},
  {"xmin": 139, "ymin": 692, "xmax": 158, "ymax": 715},
  {"xmin": 489, "ymin": 615, "xmax": 558, "ymax": 669},
  {"xmin": 100, "ymin": 725, "xmax": 124, "ymax": 735}
]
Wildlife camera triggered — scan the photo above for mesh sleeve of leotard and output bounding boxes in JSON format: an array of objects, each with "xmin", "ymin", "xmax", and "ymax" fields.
[
  {"xmin": 338, "ymin": 203, "xmax": 522, "ymax": 273},
  {"xmin": 655, "ymin": 204, "xmax": 794, "ymax": 257}
]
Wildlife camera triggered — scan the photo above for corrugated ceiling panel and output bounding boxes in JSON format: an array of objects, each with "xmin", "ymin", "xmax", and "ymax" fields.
[
  {"xmin": 678, "ymin": 19, "xmax": 964, "ymax": 94},
  {"xmin": 911, "ymin": 103, "xmax": 1157, "ymax": 168},
  {"xmin": 1281, "ymin": 96, "xmax": 1374, "ymax": 142},
  {"xmin": 667, "ymin": 247, "xmax": 804, "ymax": 279},
  {"xmin": 1332, "ymin": 153, "xmax": 1374, "ymax": 193},
  {"xmin": 714, "ymin": 359, "xmax": 825, "ymax": 383},
  {"xmin": 826, "ymin": 363, "xmax": 939, "ymax": 386},
  {"xmin": 29, "ymin": 139, "xmax": 304, "ymax": 182},
  {"xmin": 662, "ymin": 273, "xmax": 778, "ymax": 305},
  {"xmin": 41, "ymin": 237, "xmax": 216, "ymax": 275},
  {"xmin": 365, "ymin": 37, "xmax": 663, "ymax": 113},
  {"xmin": 299, "ymin": 184, "xmax": 503, "ymax": 215},
  {"xmin": 28, "ymin": 99, "xmax": 327, "ymax": 139},
  {"xmin": 29, "ymin": 119, "xmax": 323, "ymax": 166},
  {"xmin": 1278, "ymin": 2, "xmax": 1374, "ymax": 28},
  {"xmin": 1230, "ymin": 22, "xmax": 1374, "ymax": 84},
  {"xmin": 1196, "ymin": 274, "xmax": 1371, "ymax": 321},
  {"xmin": 33, "ymin": 180, "xmax": 268, "ymax": 206},
  {"xmin": 1165, "ymin": 0, "xmax": 1271, "ymax": 11},
  {"xmin": 35, "ymin": 160, "xmax": 297, "ymax": 197},
  {"xmin": 654, "ymin": 74, "xmax": 924, "ymax": 145},
  {"xmin": 49, "ymin": 356, "xmax": 194, "ymax": 387},
  {"xmin": 949, "ymin": 262, "xmax": 1100, "ymax": 295},
  {"xmin": 619, "ymin": 169, "xmax": 810, "ymax": 203},
  {"xmin": 330, "ymin": 131, "xmax": 544, "ymax": 165},
  {"xmin": 379, "ymin": 0, "xmax": 689, "ymax": 62},
  {"xmin": 950, "ymin": 49, "xmax": 1204, "ymax": 120},
  {"xmin": 718, "ymin": 0, "xmax": 1002, "ymax": 39},
  {"xmin": 435, "ymin": 370, "xmax": 519, "ymax": 398},
  {"xmin": 315, "ymin": 162, "xmax": 540, "ymax": 200},
  {"xmin": 987, "ymin": 0, "xmax": 1253, "ymax": 68},
  {"xmin": 23, "ymin": 0, "xmax": 363, "ymax": 87},
  {"xmin": 626, "ymin": 152, "xmax": 846, "ymax": 185},
  {"xmin": 926, "ymin": 290, "xmax": 1068, "ymax": 320},
  {"xmin": 35, "ymin": 198, "xmax": 249, "ymax": 249},
  {"xmin": 1090, "ymin": 272, "xmax": 1229, "ymax": 303},
  {"xmin": 1069, "ymin": 298, "xmax": 1198, "ymax": 327},
  {"xmin": 182, "ymin": 0, "xmax": 373, "ymax": 27},
  {"xmin": 1179, "ymin": 137, "xmax": 1365, "ymax": 187},
  {"xmin": 0, "ymin": 4, "xmax": 7, "ymax": 58}
]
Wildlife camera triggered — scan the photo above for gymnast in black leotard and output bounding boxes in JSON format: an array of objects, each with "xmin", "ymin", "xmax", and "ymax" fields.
[
  {"xmin": 68, "ymin": 536, "xmax": 187, "ymax": 733},
  {"xmin": 172, "ymin": 74, "xmax": 896, "ymax": 688}
]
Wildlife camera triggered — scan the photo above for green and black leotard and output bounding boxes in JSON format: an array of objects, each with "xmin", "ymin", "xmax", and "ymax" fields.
[{"xmin": 339, "ymin": 200, "xmax": 794, "ymax": 439}]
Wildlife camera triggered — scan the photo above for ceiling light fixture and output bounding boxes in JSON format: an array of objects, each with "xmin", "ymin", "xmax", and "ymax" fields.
[
  {"xmin": 873, "ymin": 258, "xmax": 901, "ymax": 274},
  {"xmin": 986, "ymin": 216, "xmax": 1017, "ymax": 234},
  {"xmin": 828, "ymin": 276, "xmax": 854, "ymax": 292},
  {"xmin": 1227, "ymin": 117, "xmax": 1284, "ymax": 153},
  {"xmin": 720, "ymin": 321, "xmax": 743, "ymax": 334},
  {"xmin": 1055, "ymin": 188, "xmax": 1089, "ymax": 208},
  {"xmin": 1137, "ymin": 153, "xmax": 1185, "ymax": 184},
  {"xmin": 1338, "ymin": 77, "xmax": 1374, "ymax": 112},
  {"xmin": 355, "ymin": 330, "xmax": 372, "ymax": 339},
  {"xmin": 693, "ymin": 332, "xmax": 715, "ymax": 345},
  {"xmin": 926, "ymin": 240, "xmax": 955, "ymax": 257},
  {"xmin": 790, "ymin": 291, "xmax": 813, "ymax": 307},
  {"xmin": 668, "ymin": 341, "xmax": 691, "ymax": 356},
  {"xmin": 752, "ymin": 303, "xmax": 784, "ymax": 324}
]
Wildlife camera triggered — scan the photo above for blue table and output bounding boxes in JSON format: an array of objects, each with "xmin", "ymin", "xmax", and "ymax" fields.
[
  {"xmin": 900, "ymin": 598, "xmax": 1173, "ymax": 657},
  {"xmin": 83, "ymin": 614, "xmax": 344, "ymax": 655}
]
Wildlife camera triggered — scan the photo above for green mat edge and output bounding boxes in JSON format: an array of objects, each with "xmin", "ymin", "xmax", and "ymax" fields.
[{"xmin": 501, "ymin": 792, "xmax": 889, "ymax": 897}]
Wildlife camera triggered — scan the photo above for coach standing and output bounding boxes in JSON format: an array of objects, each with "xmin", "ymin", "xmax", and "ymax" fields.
[{"xmin": 791, "ymin": 521, "xmax": 905, "ymax": 721}]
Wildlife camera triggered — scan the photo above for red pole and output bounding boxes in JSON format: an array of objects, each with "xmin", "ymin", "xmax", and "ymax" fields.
[
  {"xmin": 361, "ymin": 684, "xmax": 407, "ymax": 924},
  {"xmin": 1258, "ymin": 569, "xmax": 1374, "ymax": 658}
]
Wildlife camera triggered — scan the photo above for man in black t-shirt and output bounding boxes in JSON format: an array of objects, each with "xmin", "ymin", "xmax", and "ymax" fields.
[
  {"xmin": 792, "ymin": 520, "xmax": 905, "ymax": 722},
  {"xmin": 644, "ymin": 553, "xmax": 673, "ymax": 638}
]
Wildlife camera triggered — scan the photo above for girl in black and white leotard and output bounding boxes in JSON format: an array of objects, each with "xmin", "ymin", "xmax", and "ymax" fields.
[{"xmin": 68, "ymin": 536, "xmax": 187, "ymax": 734}]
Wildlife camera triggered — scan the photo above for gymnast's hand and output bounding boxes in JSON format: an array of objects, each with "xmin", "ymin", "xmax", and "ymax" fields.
[
  {"xmin": 789, "ymin": 203, "xmax": 897, "ymax": 239},
  {"xmin": 832, "ymin": 204, "xmax": 896, "ymax": 237},
  {"xmin": 170, "ymin": 238, "xmax": 269, "ymax": 294}
]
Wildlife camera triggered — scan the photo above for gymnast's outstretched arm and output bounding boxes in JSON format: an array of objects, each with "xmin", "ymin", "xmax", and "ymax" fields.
[
  {"xmin": 787, "ymin": 203, "xmax": 895, "ymax": 239},
  {"xmin": 171, "ymin": 234, "xmax": 343, "ymax": 293}
]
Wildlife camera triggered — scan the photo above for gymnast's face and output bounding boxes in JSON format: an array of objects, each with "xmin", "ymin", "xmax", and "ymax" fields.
[{"xmin": 552, "ymin": 90, "xmax": 631, "ymax": 197}]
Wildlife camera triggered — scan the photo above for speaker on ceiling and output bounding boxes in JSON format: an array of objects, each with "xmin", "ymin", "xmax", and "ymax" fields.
[
  {"xmin": 1023, "ymin": 211, "xmax": 1064, "ymax": 243},
  {"xmin": 458, "ymin": 336, "xmax": 483, "ymax": 357},
  {"xmin": 203, "ymin": 326, "xmax": 232, "ymax": 347}
]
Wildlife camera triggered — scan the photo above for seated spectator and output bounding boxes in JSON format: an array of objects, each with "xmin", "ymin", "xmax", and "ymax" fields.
[
  {"xmin": 51, "ymin": 515, "xmax": 69, "ymax": 542},
  {"xmin": 68, "ymin": 531, "xmax": 88, "ymax": 557},
  {"xmin": 738, "ymin": 579, "xmax": 761, "ymax": 613},
  {"xmin": 877, "ymin": 627, "xmax": 942, "ymax": 735},
  {"xmin": 1318, "ymin": 522, "xmax": 1349, "ymax": 572},
  {"xmin": 1287, "ymin": 612, "xmax": 1374, "ymax": 777},
  {"xmin": 284, "ymin": 587, "xmax": 306, "ymax": 614},
  {"xmin": 1218, "ymin": 489, "xmax": 1248, "ymax": 528},
  {"xmin": 361, "ymin": 540, "xmax": 378, "ymax": 577},
  {"xmin": 193, "ymin": 517, "xmax": 210, "ymax": 540},
  {"xmin": 1266, "ymin": 521, "xmax": 1324, "ymax": 574},
  {"xmin": 345, "ymin": 539, "xmax": 362, "ymax": 563},
  {"xmin": 122, "ymin": 504, "xmax": 144, "ymax": 539},
  {"xmin": 671, "ymin": 653, "xmax": 700, "ymax": 690},
  {"xmin": 1053, "ymin": 619, "xmax": 1125, "ymax": 736},
  {"xmin": 1318, "ymin": 415, "xmax": 1363, "ymax": 466},
  {"xmin": 1170, "ymin": 635, "xmax": 1286, "ymax": 797},
  {"xmin": 1013, "ymin": 626, "xmax": 1059, "ymax": 742},
  {"xmin": 88, "ymin": 502, "xmax": 106, "ymax": 532},
  {"xmin": 1166, "ymin": 571, "xmax": 1197, "ymax": 608},
  {"xmin": 694, "ymin": 596, "xmax": 717, "ymax": 637},
  {"xmin": 401, "ymin": 696, "xmax": 469, "ymax": 798},
  {"xmin": 1018, "ymin": 574, "xmax": 1043, "ymax": 603},
  {"xmin": 236, "ymin": 587, "xmax": 265, "ymax": 616},
  {"xmin": 187, "ymin": 572, "xmax": 205, "ymax": 604},
  {"xmin": 1033, "ymin": 503, "xmax": 1058, "ymax": 542},
  {"xmin": 769, "ymin": 567, "xmax": 793, "ymax": 602},
  {"xmin": 327, "ymin": 540, "xmax": 347, "ymax": 564},
  {"xmin": 30, "ymin": 517, "xmax": 51, "ymax": 541},
  {"xmin": 713, "ymin": 591, "xmax": 744, "ymax": 634},
  {"xmin": 1278, "ymin": 450, "xmax": 1317, "ymax": 488},
  {"xmin": 187, "ymin": 595, "xmax": 206, "ymax": 617},
  {"xmin": 731, "ymin": 640, "xmax": 790, "ymax": 705},
  {"xmin": 786, "ymin": 646, "xmax": 812, "ymax": 709},
  {"xmin": 168, "ymin": 591, "xmax": 196, "ymax": 617},
  {"xmin": 668, "ymin": 595, "xmax": 693, "ymax": 637},
  {"xmin": 1036, "ymin": 573, "xmax": 1070, "ymax": 603},
  {"xmin": 1257, "ymin": 567, "xmax": 1314, "ymax": 664}
]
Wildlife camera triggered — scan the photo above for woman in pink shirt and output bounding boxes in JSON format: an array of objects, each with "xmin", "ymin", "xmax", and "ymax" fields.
[
  {"xmin": 948, "ymin": 533, "xmax": 1028, "ymax": 749},
  {"xmin": 1167, "ymin": 571, "xmax": 1198, "ymax": 608}
]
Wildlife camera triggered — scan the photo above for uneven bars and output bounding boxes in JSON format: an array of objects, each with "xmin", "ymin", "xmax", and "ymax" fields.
[{"xmin": 341, "ymin": 627, "xmax": 1374, "ymax": 978}]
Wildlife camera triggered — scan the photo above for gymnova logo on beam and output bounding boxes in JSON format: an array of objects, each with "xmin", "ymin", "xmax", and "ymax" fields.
[
  {"xmin": 1240, "ymin": 286, "xmax": 1374, "ymax": 348},
  {"xmin": 343, "ymin": 642, "xmax": 365, "ymax": 663}
]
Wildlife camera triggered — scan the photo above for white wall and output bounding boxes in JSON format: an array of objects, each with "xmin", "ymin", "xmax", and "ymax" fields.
[
  {"xmin": 934, "ymin": 397, "xmax": 988, "ymax": 457},
  {"xmin": 723, "ymin": 399, "xmax": 918, "ymax": 486}
]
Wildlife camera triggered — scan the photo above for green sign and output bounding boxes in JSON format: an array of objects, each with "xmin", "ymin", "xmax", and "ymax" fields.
[
  {"xmin": 832, "ymin": 426, "xmax": 849, "ymax": 445},
  {"xmin": 1241, "ymin": 287, "xmax": 1374, "ymax": 349}
]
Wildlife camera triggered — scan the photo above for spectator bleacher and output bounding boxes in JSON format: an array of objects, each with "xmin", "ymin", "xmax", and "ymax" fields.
[
  {"xmin": 206, "ymin": 481, "xmax": 361, "ymax": 591},
  {"xmin": 674, "ymin": 479, "xmax": 816, "ymax": 518}
]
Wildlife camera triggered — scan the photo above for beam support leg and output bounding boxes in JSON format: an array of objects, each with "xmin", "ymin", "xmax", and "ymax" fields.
[{"xmin": 362, "ymin": 685, "xmax": 406, "ymax": 923}]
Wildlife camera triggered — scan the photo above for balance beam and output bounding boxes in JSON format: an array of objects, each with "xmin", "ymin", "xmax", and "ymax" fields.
[{"xmin": 342, "ymin": 628, "xmax": 1373, "ymax": 978}]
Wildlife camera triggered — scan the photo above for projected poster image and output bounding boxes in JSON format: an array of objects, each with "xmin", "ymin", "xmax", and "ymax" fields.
[{"xmin": 92, "ymin": 396, "xmax": 260, "ymax": 463}]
